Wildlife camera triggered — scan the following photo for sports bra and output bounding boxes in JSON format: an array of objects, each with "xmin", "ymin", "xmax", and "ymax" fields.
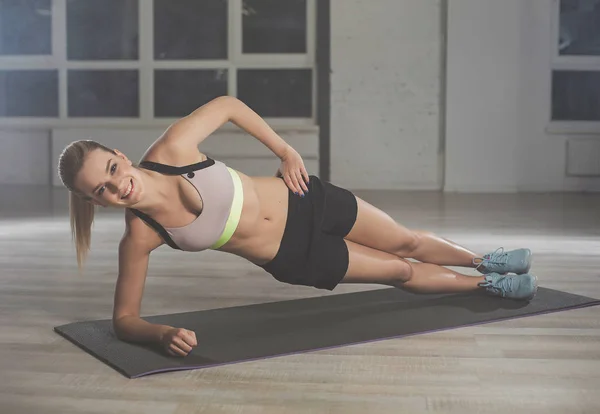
[{"xmin": 129, "ymin": 158, "xmax": 244, "ymax": 251}]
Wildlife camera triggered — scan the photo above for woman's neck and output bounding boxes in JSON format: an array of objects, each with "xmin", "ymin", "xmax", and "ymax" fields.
[{"xmin": 130, "ymin": 170, "xmax": 176, "ymax": 216}]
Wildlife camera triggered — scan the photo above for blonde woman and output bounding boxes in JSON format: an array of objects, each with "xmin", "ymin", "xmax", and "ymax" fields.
[{"xmin": 57, "ymin": 96, "xmax": 537, "ymax": 357}]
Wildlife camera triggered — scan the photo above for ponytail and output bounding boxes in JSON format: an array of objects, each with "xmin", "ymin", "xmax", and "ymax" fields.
[
  {"xmin": 58, "ymin": 140, "xmax": 116, "ymax": 271},
  {"xmin": 69, "ymin": 192, "xmax": 95, "ymax": 272}
]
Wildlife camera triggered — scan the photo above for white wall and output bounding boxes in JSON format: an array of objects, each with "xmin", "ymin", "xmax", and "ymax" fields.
[
  {"xmin": 0, "ymin": 130, "xmax": 51, "ymax": 185},
  {"xmin": 445, "ymin": 0, "xmax": 600, "ymax": 192},
  {"xmin": 330, "ymin": 0, "xmax": 444, "ymax": 190},
  {"xmin": 444, "ymin": 0, "xmax": 521, "ymax": 192}
]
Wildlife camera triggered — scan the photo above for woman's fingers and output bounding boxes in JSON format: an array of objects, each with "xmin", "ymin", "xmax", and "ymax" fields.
[
  {"xmin": 283, "ymin": 168, "xmax": 309, "ymax": 196},
  {"xmin": 284, "ymin": 173, "xmax": 300, "ymax": 195},
  {"xmin": 289, "ymin": 172, "xmax": 303, "ymax": 195},
  {"xmin": 296, "ymin": 170, "xmax": 309, "ymax": 193},
  {"xmin": 185, "ymin": 330, "xmax": 198, "ymax": 347},
  {"xmin": 168, "ymin": 344, "xmax": 188, "ymax": 357}
]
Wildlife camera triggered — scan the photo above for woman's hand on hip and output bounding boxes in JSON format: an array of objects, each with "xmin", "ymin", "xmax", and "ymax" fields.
[{"xmin": 276, "ymin": 146, "xmax": 310, "ymax": 196}]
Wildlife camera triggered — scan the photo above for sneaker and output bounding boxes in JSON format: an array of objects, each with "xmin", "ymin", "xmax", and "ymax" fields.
[
  {"xmin": 478, "ymin": 272, "xmax": 538, "ymax": 301},
  {"xmin": 474, "ymin": 247, "xmax": 532, "ymax": 275}
]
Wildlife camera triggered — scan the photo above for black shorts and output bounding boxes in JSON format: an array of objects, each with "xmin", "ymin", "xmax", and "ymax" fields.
[{"xmin": 260, "ymin": 175, "xmax": 358, "ymax": 290}]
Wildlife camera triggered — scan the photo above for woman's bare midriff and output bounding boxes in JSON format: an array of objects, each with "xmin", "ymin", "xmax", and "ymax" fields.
[{"xmin": 217, "ymin": 171, "xmax": 290, "ymax": 266}]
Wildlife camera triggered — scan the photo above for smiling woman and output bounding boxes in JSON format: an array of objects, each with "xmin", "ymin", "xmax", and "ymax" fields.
[{"xmin": 57, "ymin": 96, "xmax": 538, "ymax": 358}]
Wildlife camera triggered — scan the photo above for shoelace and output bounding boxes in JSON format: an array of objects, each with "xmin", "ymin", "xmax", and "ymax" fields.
[
  {"xmin": 473, "ymin": 247, "xmax": 508, "ymax": 270},
  {"xmin": 480, "ymin": 274, "xmax": 514, "ymax": 297}
]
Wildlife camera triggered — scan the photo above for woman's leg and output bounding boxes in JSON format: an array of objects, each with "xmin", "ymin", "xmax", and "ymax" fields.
[
  {"xmin": 340, "ymin": 239, "xmax": 483, "ymax": 294},
  {"xmin": 340, "ymin": 239, "xmax": 537, "ymax": 300},
  {"xmin": 345, "ymin": 196, "xmax": 480, "ymax": 267}
]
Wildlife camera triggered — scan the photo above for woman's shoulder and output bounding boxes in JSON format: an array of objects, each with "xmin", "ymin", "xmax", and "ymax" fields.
[
  {"xmin": 138, "ymin": 132, "xmax": 208, "ymax": 168},
  {"xmin": 121, "ymin": 209, "xmax": 164, "ymax": 253}
]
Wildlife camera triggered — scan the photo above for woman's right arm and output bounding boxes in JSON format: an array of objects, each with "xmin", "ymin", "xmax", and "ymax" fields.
[{"xmin": 112, "ymin": 211, "xmax": 197, "ymax": 356}]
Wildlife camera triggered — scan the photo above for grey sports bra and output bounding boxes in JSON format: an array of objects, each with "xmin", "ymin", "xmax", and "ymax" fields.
[{"xmin": 129, "ymin": 158, "xmax": 242, "ymax": 251}]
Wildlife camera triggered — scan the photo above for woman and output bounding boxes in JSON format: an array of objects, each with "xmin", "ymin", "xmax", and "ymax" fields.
[{"xmin": 58, "ymin": 96, "xmax": 537, "ymax": 358}]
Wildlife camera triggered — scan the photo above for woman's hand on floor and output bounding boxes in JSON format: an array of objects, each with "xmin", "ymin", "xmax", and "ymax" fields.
[{"xmin": 160, "ymin": 327, "xmax": 198, "ymax": 357}]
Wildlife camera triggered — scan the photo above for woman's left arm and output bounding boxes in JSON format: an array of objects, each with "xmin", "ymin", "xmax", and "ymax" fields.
[{"xmin": 165, "ymin": 96, "xmax": 309, "ymax": 195}]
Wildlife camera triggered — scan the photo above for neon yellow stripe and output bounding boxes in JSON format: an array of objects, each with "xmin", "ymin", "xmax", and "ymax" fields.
[{"xmin": 210, "ymin": 167, "xmax": 244, "ymax": 250}]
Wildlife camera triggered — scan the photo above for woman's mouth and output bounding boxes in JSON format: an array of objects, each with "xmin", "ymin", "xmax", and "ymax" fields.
[{"xmin": 121, "ymin": 179, "xmax": 134, "ymax": 199}]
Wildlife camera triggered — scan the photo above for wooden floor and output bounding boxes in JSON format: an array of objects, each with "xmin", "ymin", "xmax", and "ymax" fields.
[{"xmin": 1, "ymin": 186, "xmax": 599, "ymax": 414}]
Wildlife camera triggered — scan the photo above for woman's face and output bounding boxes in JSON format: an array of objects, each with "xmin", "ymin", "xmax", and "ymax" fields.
[{"xmin": 74, "ymin": 149, "xmax": 144, "ymax": 208}]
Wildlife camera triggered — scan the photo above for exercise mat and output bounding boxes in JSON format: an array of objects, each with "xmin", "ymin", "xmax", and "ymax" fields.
[{"xmin": 54, "ymin": 287, "xmax": 600, "ymax": 378}]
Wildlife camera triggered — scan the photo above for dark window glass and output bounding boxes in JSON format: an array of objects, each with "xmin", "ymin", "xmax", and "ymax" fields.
[
  {"xmin": 154, "ymin": 70, "xmax": 228, "ymax": 117},
  {"xmin": 242, "ymin": 0, "xmax": 307, "ymax": 53},
  {"xmin": 68, "ymin": 70, "xmax": 139, "ymax": 117},
  {"xmin": 0, "ymin": 70, "xmax": 58, "ymax": 117},
  {"xmin": 0, "ymin": 0, "xmax": 52, "ymax": 55},
  {"xmin": 238, "ymin": 69, "xmax": 312, "ymax": 117},
  {"xmin": 154, "ymin": 0, "xmax": 228, "ymax": 60},
  {"xmin": 552, "ymin": 70, "xmax": 600, "ymax": 121},
  {"xmin": 558, "ymin": 0, "xmax": 600, "ymax": 56},
  {"xmin": 67, "ymin": 0, "xmax": 138, "ymax": 60}
]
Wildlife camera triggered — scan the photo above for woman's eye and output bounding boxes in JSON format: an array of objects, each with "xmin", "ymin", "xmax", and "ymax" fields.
[
  {"xmin": 110, "ymin": 163, "xmax": 117, "ymax": 174},
  {"xmin": 98, "ymin": 187, "xmax": 105, "ymax": 195}
]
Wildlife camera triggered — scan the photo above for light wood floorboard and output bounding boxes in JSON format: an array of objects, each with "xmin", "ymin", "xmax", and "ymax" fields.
[{"xmin": 1, "ymin": 187, "xmax": 599, "ymax": 413}]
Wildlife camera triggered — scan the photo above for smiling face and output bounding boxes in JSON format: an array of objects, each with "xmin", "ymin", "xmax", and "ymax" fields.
[{"xmin": 74, "ymin": 148, "xmax": 145, "ymax": 208}]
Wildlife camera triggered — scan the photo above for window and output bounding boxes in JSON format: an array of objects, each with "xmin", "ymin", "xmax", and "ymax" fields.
[
  {"xmin": 154, "ymin": 0, "xmax": 228, "ymax": 60},
  {"xmin": 551, "ymin": 0, "xmax": 600, "ymax": 127},
  {"xmin": 0, "ymin": 0, "xmax": 52, "ymax": 56},
  {"xmin": 0, "ymin": 70, "xmax": 58, "ymax": 116},
  {"xmin": 66, "ymin": 0, "xmax": 139, "ymax": 61},
  {"xmin": 242, "ymin": 0, "xmax": 307, "ymax": 54},
  {"xmin": 0, "ymin": 0, "xmax": 316, "ymax": 126}
]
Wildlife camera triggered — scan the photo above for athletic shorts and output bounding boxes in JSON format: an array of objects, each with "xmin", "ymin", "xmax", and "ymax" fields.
[{"xmin": 259, "ymin": 175, "xmax": 358, "ymax": 290}]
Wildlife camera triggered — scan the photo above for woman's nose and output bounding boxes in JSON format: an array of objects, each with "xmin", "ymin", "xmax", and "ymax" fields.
[
  {"xmin": 109, "ymin": 178, "xmax": 123, "ymax": 193},
  {"xmin": 108, "ymin": 182, "xmax": 119, "ymax": 193}
]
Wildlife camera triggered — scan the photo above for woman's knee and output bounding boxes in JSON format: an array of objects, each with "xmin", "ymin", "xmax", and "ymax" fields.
[
  {"xmin": 395, "ymin": 230, "xmax": 422, "ymax": 257},
  {"xmin": 388, "ymin": 258, "xmax": 413, "ymax": 287}
]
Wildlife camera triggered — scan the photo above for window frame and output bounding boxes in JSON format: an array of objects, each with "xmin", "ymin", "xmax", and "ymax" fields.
[
  {"xmin": 0, "ymin": 0, "xmax": 317, "ymax": 129},
  {"xmin": 548, "ymin": 0, "xmax": 600, "ymax": 134}
]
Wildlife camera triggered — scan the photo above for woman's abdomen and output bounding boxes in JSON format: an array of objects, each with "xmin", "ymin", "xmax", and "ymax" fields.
[{"xmin": 218, "ymin": 173, "xmax": 289, "ymax": 265}]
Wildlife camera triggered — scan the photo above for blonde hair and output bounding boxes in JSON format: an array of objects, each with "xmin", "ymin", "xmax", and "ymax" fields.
[{"xmin": 57, "ymin": 140, "xmax": 116, "ymax": 270}]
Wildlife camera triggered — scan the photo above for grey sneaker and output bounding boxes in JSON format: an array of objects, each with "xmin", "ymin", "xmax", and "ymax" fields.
[
  {"xmin": 474, "ymin": 247, "xmax": 532, "ymax": 275},
  {"xmin": 478, "ymin": 272, "xmax": 538, "ymax": 301}
]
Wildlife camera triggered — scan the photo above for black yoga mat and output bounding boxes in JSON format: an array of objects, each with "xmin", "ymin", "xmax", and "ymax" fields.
[{"xmin": 54, "ymin": 287, "xmax": 600, "ymax": 378}]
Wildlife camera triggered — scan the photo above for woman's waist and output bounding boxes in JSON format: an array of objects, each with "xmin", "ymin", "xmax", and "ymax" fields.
[{"xmin": 217, "ymin": 174, "xmax": 289, "ymax": 263}]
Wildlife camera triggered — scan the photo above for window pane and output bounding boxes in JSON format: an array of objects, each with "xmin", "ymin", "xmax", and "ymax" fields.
[
  {"xmin": 552, "ymin": 70, "xmax": 600, "ymax": 121},
  {"xmin": 154, "ymin": 70, "xmax": 228, "ymax": 117},
  {"xmin": 0, "ymin": 0, "xmax": 52, "ymax": 55},
  {"xmin": 559, "ymin": 0, "xmax": 600, "ymax": 56},
  {"xmin": 154, "ymin": 0, "xmax": 227, "ymax": 60},
  {"xmin": 237, "ymin": 69, "xmax": 312, "ymax": 117},
  {"xmin": 67, "ymin": 0, "xmax": 138, "ymax": 60},
  {"xmin": 68, "ymin": 70, "xmax": 139, "ymax": 117},
  {"xmin": 0, "ymin": 70, "xmax": 58, "ymax": 117},
  {"xmin": 242, "ymin": 0, "xmax": 307, "ymax": 54}
]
